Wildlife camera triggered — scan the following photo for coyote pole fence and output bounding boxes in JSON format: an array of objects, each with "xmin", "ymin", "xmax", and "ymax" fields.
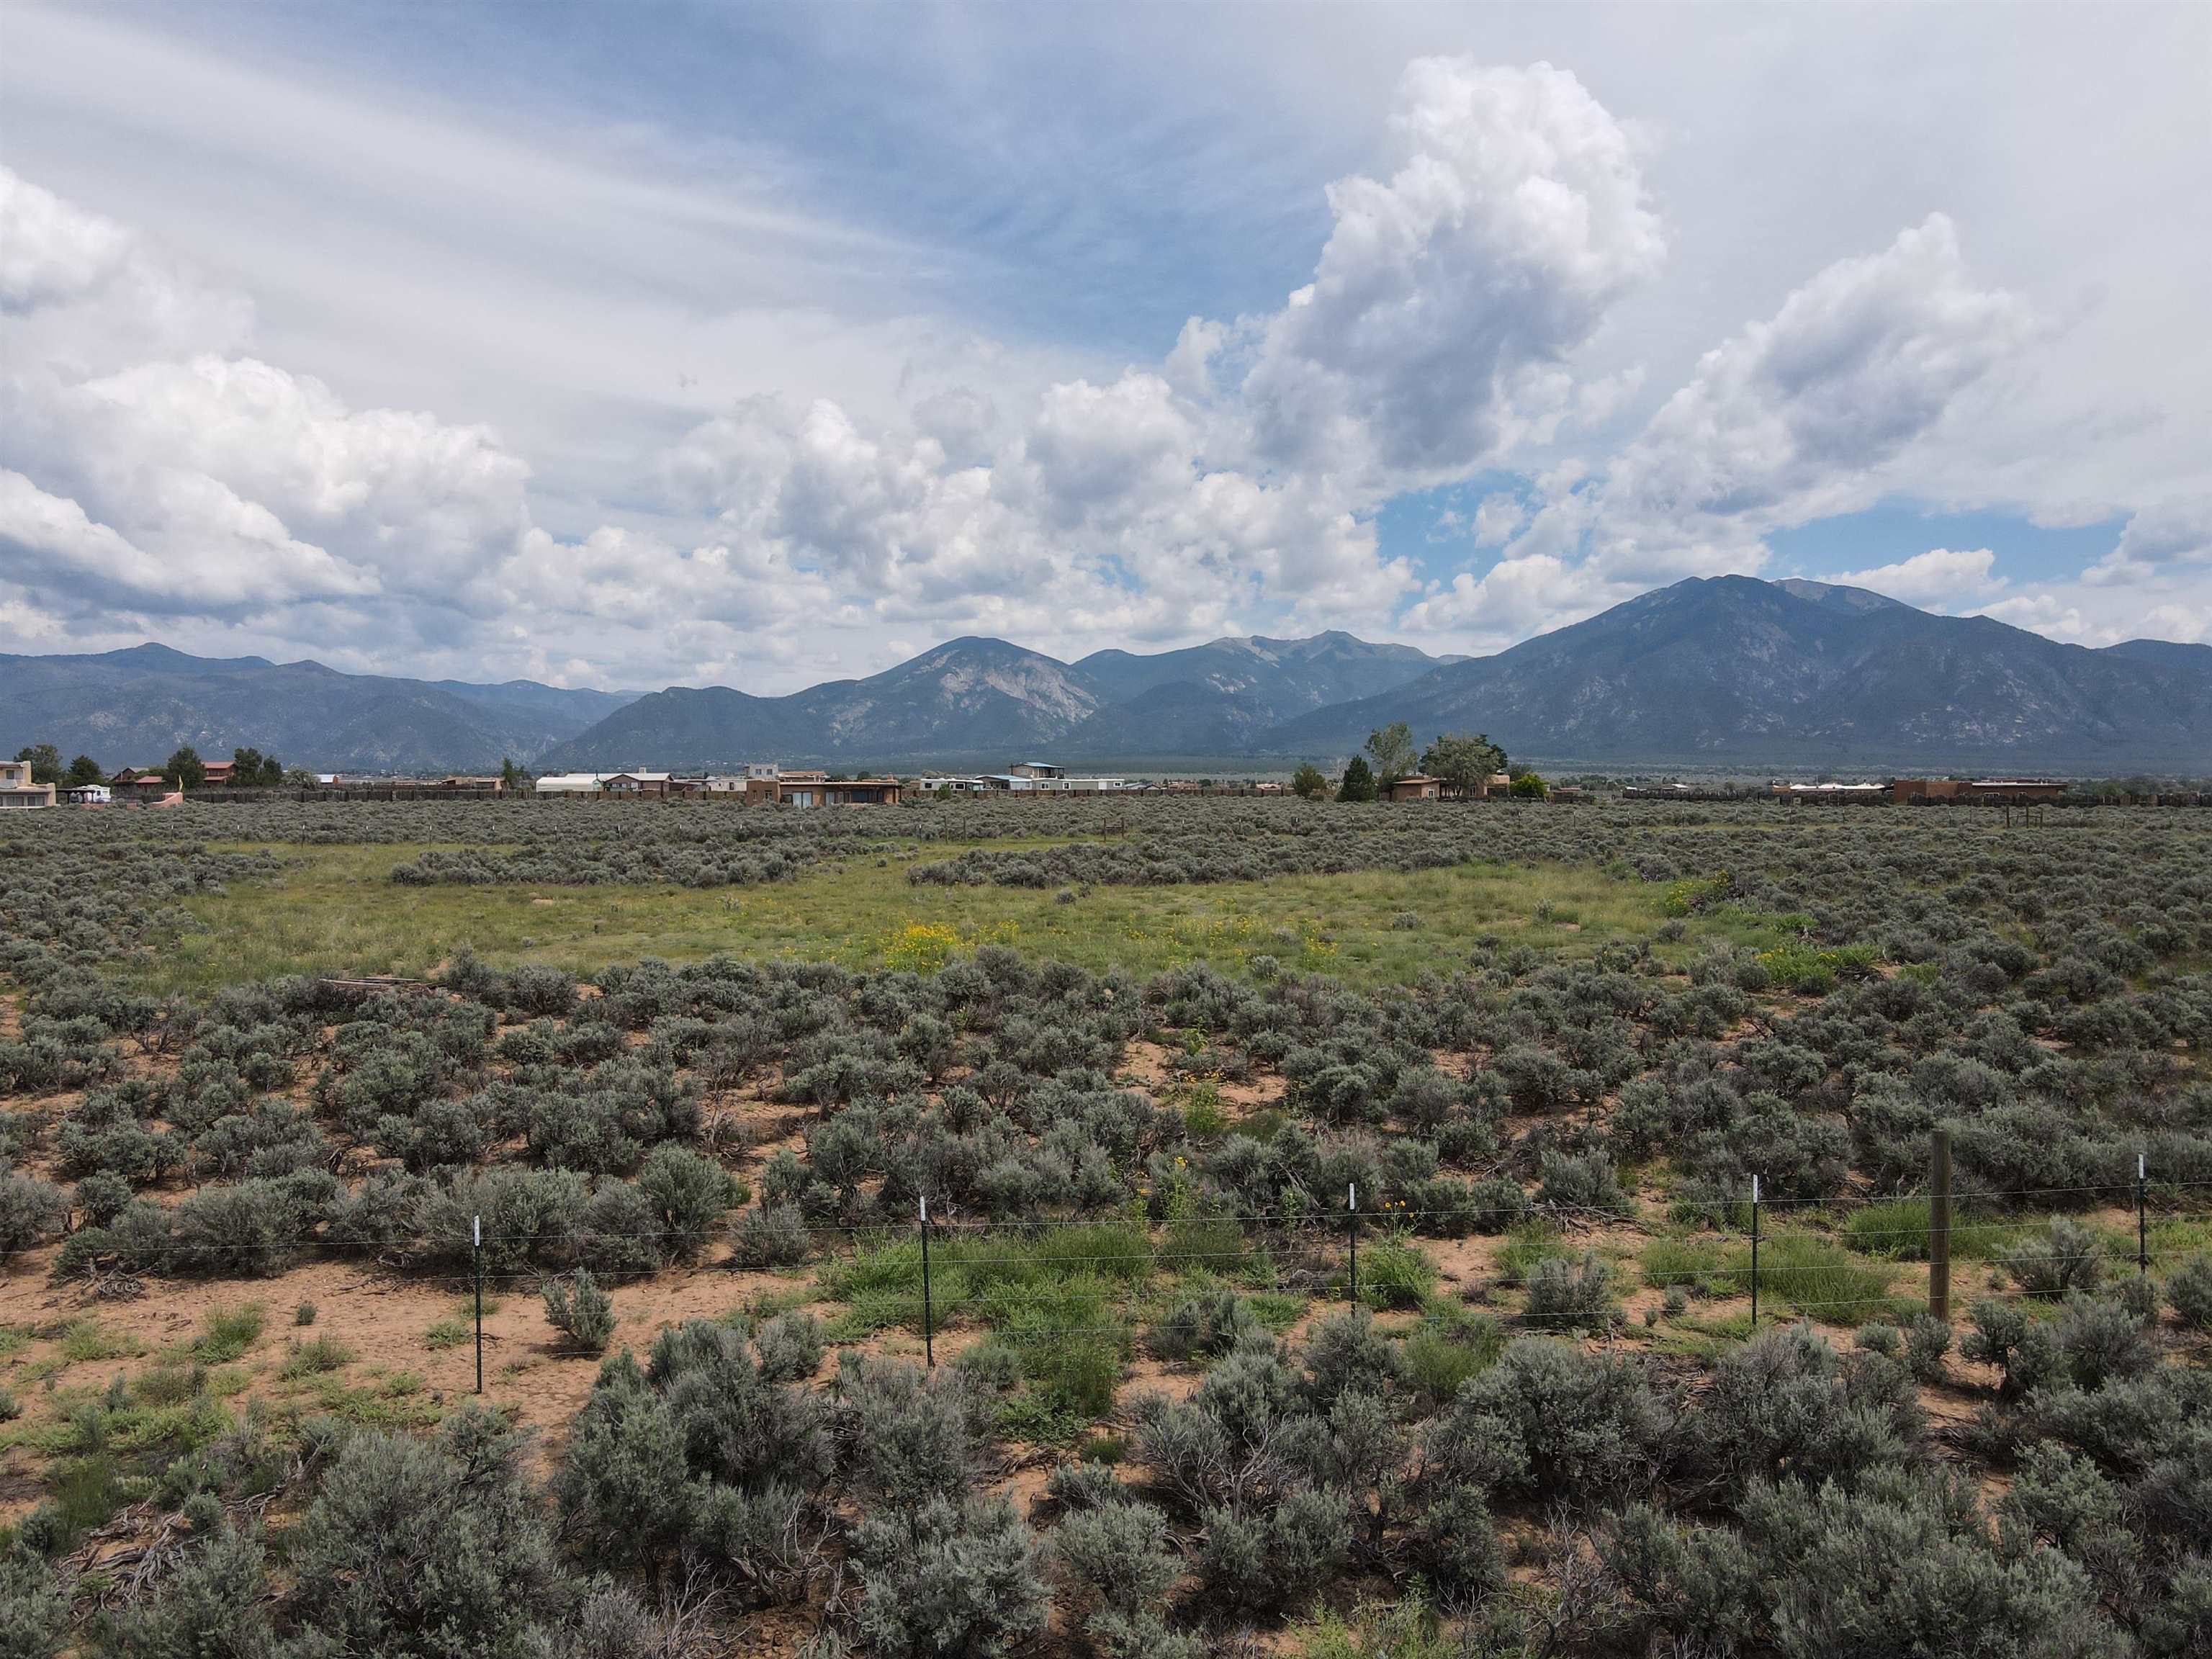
[
  {"xmin": 1748, "ymin": 1176, "xmax": 1760, "ymax": 1328},
  {"xmin": 2138, "ymin": 1151, "xmax": 2149, "ymax": 1276},
  {"xmin": 1930, "ymin": 1131, "xmax": 1952, "ymax": 1324},
  {"xmin": 919, "ymin": 1195, "xmax": 935, "ymax": 1370},
  {"xmin": 1346, "ymin": 1183, "xmax": 1359, "ymax": 1306},
  {"xmin": 472, "ymin": 1215, "xmax": 483, "ymax": 1395}
]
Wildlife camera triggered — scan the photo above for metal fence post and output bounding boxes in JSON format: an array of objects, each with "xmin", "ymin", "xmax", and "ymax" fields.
[
  {"xmin": 920, "ymin": 1195, "xmax": 935, "ymax": 1370},
  {"xmin": 1748, "ymin": 1176, "xmax": 1760, "ymax": 1328},
  {"xmin": 1929, "ymin": 1130, "xmax": 1952, "ymax": 1324},
  {"xmin": 2137, "ymin": 1151, "xmax": 2149, "ymax": 1276},
  {"xmin": 1346, "ymin": 1183, "xmax": 1359, "ymax": 1306},
  {"xmin": 472, "ymin": 1214, "xmax": 484, "ymax": 1395}
]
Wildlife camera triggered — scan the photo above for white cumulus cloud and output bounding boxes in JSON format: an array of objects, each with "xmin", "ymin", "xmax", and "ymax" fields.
[
  {"xmin": 1238, "ymin": 58, "xmax": 1665, "ymax": 486},
  {"xmin": 1829, "ymin": 547, "xmax": 2004, "ymax": 607}
]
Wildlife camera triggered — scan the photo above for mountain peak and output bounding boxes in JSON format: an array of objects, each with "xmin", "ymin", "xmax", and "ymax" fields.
[
  {"xmin": 1260, "ymin": 573, "xmax": 2212, "ymax": 770},
  {"xmin": 1769, "ymin": 577, "xmax": 1909, "ymax": 611}
]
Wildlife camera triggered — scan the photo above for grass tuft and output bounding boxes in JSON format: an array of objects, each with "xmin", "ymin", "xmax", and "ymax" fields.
[{"xmin": 193, "ymin": 1305, "xmax": 268, "ymax": 1365}]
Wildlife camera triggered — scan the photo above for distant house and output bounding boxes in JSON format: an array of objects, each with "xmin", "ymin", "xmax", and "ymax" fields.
[
  {"xmin": 1893, "ymin": 778, "xmax": 2070, "ymax": 805},
  {"xmin": 980, "ymin": 762, "xmax": 1131, "ymax": 793},
  {"xmin": 598, "ymin": 771, "xmax": 673, "ymax": 797},
  {"xmin": 777, "ymin": 776, "xmax": 902, "ymax": 806},
  {"xmin": 534, "ymin": 772, "xmax": 608, "ymax": 795},
  {"xmin": 916, "ymin": 776, "xmax": 991, "ymax": 794},
  {"xmin": 200, "ymin": 760, "xmax": 235, "ymax": 786},
  {"xmin": 0, "ymin": 758, "xmax": 55, "ymax": 809},
  {"xmin": 62, "ymin": 784, "xmax": 111, "ymax": 805},
  {"xmin": 1385, "ymin": 774, "xmax": 1442, "ymax": 801},
  {"xmin": 1771, "ymin": 781, "xmax": 1887, "ymax": 802},
  {"xmin": 108, "ymin": 768, "xmax": 174, "ymax": 801}
]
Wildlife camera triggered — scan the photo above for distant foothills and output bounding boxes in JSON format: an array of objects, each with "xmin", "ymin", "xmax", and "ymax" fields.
[{"xmin": 5, "ymin": 577, "xmax": 2211, "ymax": 776}]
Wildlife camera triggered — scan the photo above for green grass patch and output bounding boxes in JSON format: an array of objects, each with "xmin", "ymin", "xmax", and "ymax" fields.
[
  {"xmin": 58, "ymin": 1319, "xmax": 144, "ymax": 1366},
  {"xmin": 2146, "ymin": 1215, "xmax": 2212, "ymax": 1259},
  {"xmin": 995, "ymin": 1385, "xmax": 1091, "ymax": 1446},
  {"xmin": 1842, "ymin": 1197, "xmax": 2023, "ymax": 1262},
  {"xmin": 1399, "ymin": 1310, "xmax": 1506, "ymax": 1405},
  {"xmin": 134, "ymin": 837, "xmax": 1768, "ymax": 995},
  {"xmin": 1640, "ymin": 1236, "xmax": 1729, "ymax": 1292},
  {"xmin": 424, "ymin": 1318, "xmax": 469, "ymax": 1352},
  {"xmin": 1246, "ymin": 1291, "xmax": 1309, "ymax": 1332},
  {"xmin": 192, "ymin": 1304, "xmax": 268, "ymax": 1364},
  {"xmin": 1756, "ymin": 940, "xmax": 1880, "ymax": 994},
  {"xmin": 1497, "ymin": 1219, "xmax": 1572, "ymax": 1283},
  {"xmin": 1727, "ymin": 1234, "xmax": 1897, "ymax": 1323},
  {"xmin": 1354, "ymin": 1234, "xmax": 1438, "ymax": 1310},
  {"xmin": 824, "ymin": 1221, "xmax": 1162, "ymax": 1335},
  {"xmin": 294, "ymin": 1368, "xmax": 436, "ymax": 1428},
  {"xmin": 279, "ymin": 1336, "xmax": 356, "ymax": 1379}
]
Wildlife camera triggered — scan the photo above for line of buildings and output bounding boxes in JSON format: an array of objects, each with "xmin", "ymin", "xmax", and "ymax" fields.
[
  {"xmin": 531, "ymin": 760, "xmax": 1138, "ymax": 804},
  {"xmin": 1767, "ymin": 778, "xmax": 2074, "ymax": 804},
  {"xmin": 0, "ymin": 751, "xmax": 2123, "ymax": 813},
  {"xmin": 531, "ymin": 765, "xmax": 904, "ymax": 804}
]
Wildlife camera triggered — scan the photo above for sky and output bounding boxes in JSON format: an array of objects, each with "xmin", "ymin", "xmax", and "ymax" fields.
[{"xmin": 3, "ymin": 1, "xmax": 2208, "ymax": 694}]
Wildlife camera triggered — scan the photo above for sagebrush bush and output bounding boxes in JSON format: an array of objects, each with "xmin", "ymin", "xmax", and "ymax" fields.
[
  {"xmin": 1523, "ymin": 1251, "xmax": 1619, "ymax": 1332},
  {"xmin": 730, "ymin": 1203, "xmax": 811, "ymax": 1269},
  {"xmin": 1195, "ymin": 1488, "xmax": 1349, "ymax": 1615},
  {"xmin": 288, "ymin": 1408, "xmax": 568, "ymax": 1655},
  {"xmin": 0, "ymin": 1174, "xmax": 66, "ymax": 1254},
  {"xmin": 851, "ymin": 1494, "xmax": 1047, "ymax": 1659},
  {"xmin": 2002, "ymin": 1216, "xmax": 2108, "ymax": 1296},
  {"xmin": 543, "ymin": 1269, "xmax": 616, "ymax": 1354},
  {"xmin": 1053, "ymin": 1497, "xmax": 1179, "ymax": 1619},
  {"xmin": 2167, "ymin": 1253, "xmax": 2212, "ymax": 1330}
]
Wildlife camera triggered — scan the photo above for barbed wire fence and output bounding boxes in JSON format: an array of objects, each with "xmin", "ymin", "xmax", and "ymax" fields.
[{"xmin": 11, "ymin": 1139, "xmax": 2207, "ymax": 1382}]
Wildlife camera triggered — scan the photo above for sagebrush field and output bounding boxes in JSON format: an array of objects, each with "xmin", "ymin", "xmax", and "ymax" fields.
[{"xmin": 1, "ymin": 798, "xmax": 2208, "ymax": 1658}]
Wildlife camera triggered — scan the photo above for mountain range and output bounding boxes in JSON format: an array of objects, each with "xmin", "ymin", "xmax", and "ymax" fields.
[
  {"xmin": 538, "ymin": 632, "xmax": 1463, "ymax": 771},
  {"xmin": 7, "ymin": 578, "xmax": 2211, "ymax": 774},
  {"xmin": 0, "ymin": 644, "xmax": 634, "ymax": 773},
  {"xmin": 1263, "ymin": 577, "xmax": 2212, "ymax": 771}
]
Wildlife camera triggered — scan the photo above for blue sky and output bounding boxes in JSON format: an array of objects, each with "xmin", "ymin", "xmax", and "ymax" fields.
[{"xmin": 2, "ymin": 1, "xmax": 2208, "ymax": 690}]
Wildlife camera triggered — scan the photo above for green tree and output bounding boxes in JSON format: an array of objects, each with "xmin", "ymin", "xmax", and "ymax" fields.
[
  {"xmin": 63, "ymin": 754, "xmax": 104, "ymax": 787},
  {"xmin": 498, "ymin": 756, "xmax": 527, "ymax": 790},
  {"xmin": 1419, "ymin": 731, "xmax": 1507, "ymax": 799},
  {"xmin": 231, "ymin": 747, "xmax": 280, "ymax": 787},
  {"xmin": 1338, "ymin": 755, "xmax": 1377, "ymax": 803},
  {"xmin": 282, "ymin": 767, "xmax": 318, "ymax": 788},
  {"xmin": 1290, "ymin": 763, "xmax": 1328, "ymax": 800},
  {"xmin": 1364, "ymin": 721, "xmax": 1416, "ymax": 783},
  {"xmin": 163, "ymin": 746, "xmax": 206, "ymax": 790},
  {"xmin": 1510, "ymin": 770, "xmax": 1549, "ymax": 799},
  {"xmin": 12, "ymin": 743, "xmax": 62, "ymax": 784}
]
